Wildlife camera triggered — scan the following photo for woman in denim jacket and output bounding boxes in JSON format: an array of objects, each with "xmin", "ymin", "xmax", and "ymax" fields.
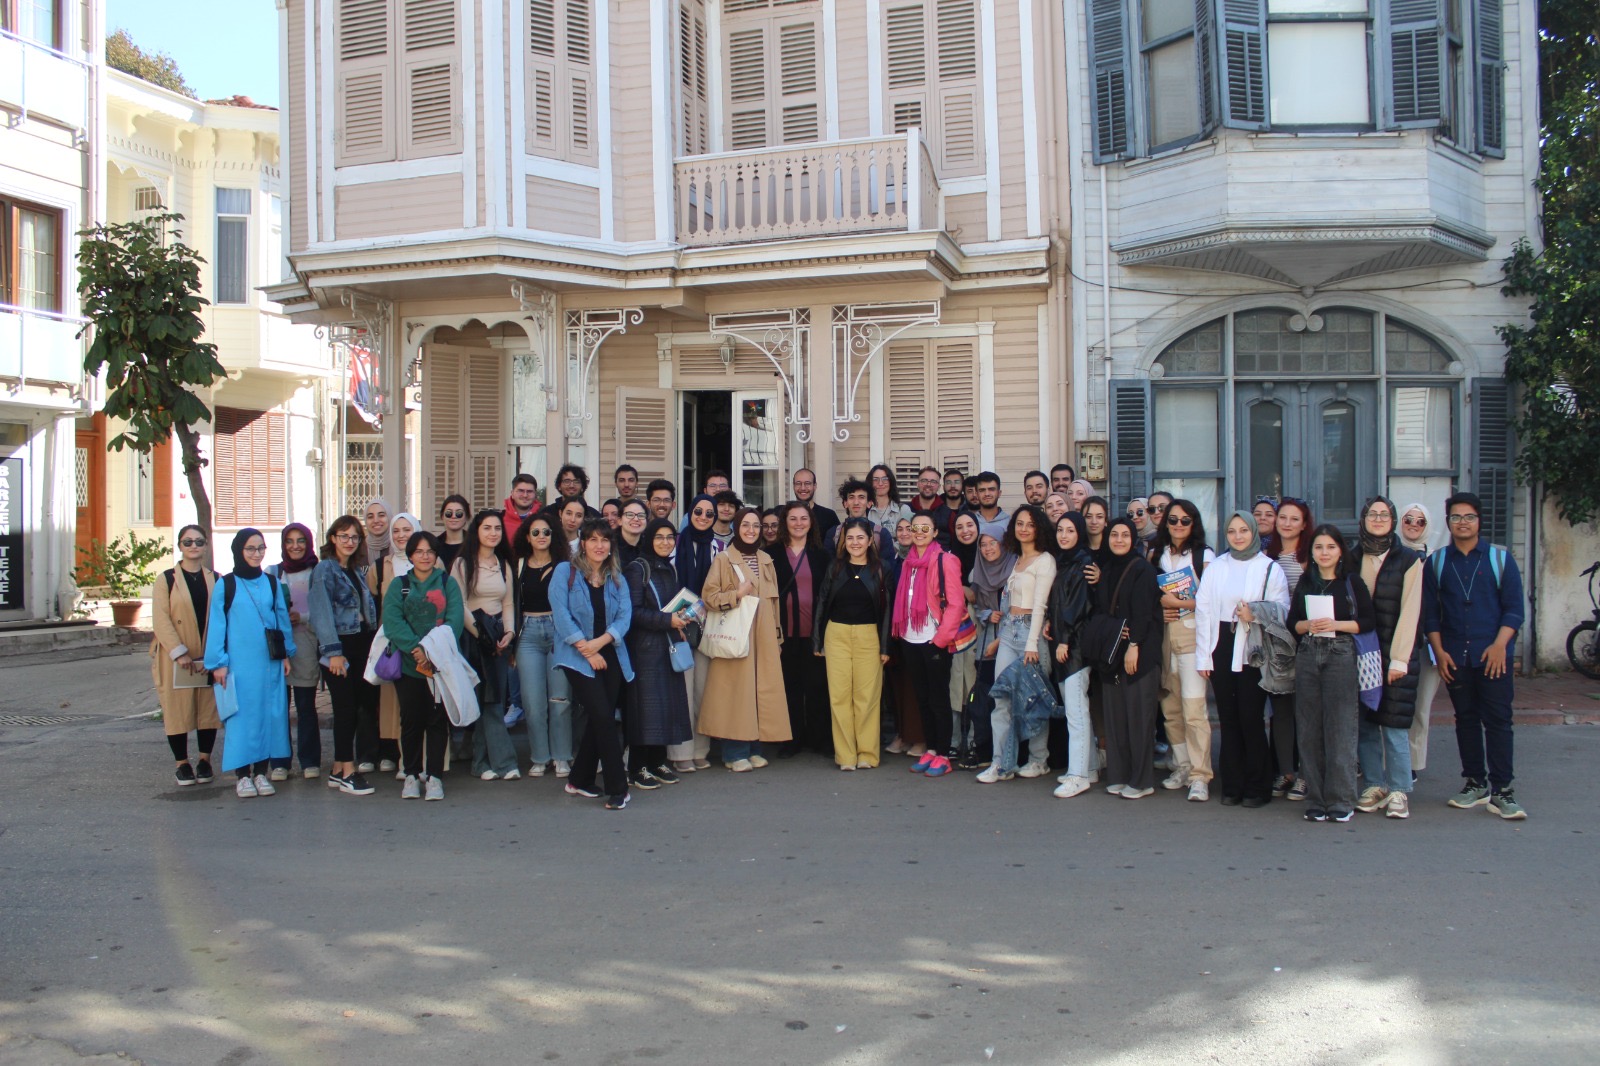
[{"xmin": 308, "ymin": 515, "xmax": 381, "ymax": 796}]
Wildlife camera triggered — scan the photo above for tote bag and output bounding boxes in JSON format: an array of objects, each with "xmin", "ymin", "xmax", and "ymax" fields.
[
  {"xmin": 1345, "ymin": 579, "xmax": 1384, "ymax": 711},
  {"xmin": 701, "ymin": 558, "xmax": 760, "ymax": 660}
]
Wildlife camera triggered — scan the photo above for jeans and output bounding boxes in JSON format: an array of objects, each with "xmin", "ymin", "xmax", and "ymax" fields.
[
  {"xmin": 1446, "ymin": 663, "xmax": 1515, "ymax": 790},
  {"xmin": 516, "ymin": 615, "xmax": 572, "ymax": 766},
  {"xmin": 1410, "ymin": 657, "xmax": 1440, "ymax": 772},
  {"xmin": 1059, "ymin": 668, "xmax": 1093, "ymax": 779},
  {"xmin": 949, "ymin": 643, "xmax": 977, "ymax": 745},
  {"xmin": 989, "ymin": 614, "xmax": 1048, "ymax": 774},
  {"xmin": 722, "ymin": 739, "xmax": 764, "ymax": 763},
  {"xmin": 471, "ymin": 649, "xmax": 519, "ymax": 776},
  {"xmin": 1294, "ymin": 634, "xmax": 1360, "ymax": 812},
  {"xmin": 323, "ymin": 630, "xmax": 378, "ymax": 764},
  {"xmin": 1358, "ymin": 718, "xmax": 1412, "ymax": 793},
  {"xmin": 269, "ymin": 686, "xmax": 320, "ymax": 771}
]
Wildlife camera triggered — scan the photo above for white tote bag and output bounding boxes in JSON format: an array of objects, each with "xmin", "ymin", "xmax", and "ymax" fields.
[{"xmin": 700, "ymin": 558, "xmax": 759, "ymax": 660}]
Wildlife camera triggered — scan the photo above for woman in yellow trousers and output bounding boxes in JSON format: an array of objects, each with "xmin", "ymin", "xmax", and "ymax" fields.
[{"xmin": 813, "ymin": 518, "xmax": 895, "ymax": 770}]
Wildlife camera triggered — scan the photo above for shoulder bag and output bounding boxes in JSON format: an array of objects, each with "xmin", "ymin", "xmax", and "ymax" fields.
[
  {"xmin": 1078, "ymin": 561, "xmax": 1135, "ymax": 679},
  {"xmin": 701, "ymin": 556, "xmax": 760, "ymax": 660},
  {"xmin": 1346, "ymin": 577, "xmax": 1384, "ymax": 711},
  {"xmin": 641, "ymin": 562, "xmax": 695, "ymax": 672}
]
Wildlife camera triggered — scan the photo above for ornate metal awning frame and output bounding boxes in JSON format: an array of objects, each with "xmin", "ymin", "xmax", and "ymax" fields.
[
  {"xmin": 830, "ymin": 301, "xmax": 940, "ymax": 442},
  {"xmin": 565, "ymin": 307, "xmax": 644, "ymax": 440},
  {"xmin": 708, "ymin": 308, "xmax": 813, "ymax": 443}
]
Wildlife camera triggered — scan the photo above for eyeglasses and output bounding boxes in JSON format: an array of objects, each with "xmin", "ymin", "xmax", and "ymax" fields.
[
  {"xmin": 443, "ymin": 510, "xmax": 466, "ymax": 518},
  {"xmin": 1366, "ymin": 511, "xmax": 1393, "ymax": 520},
  {"xmin": 411, "ymin": 548, "xmax": 437, "ymax": 557},
  {"xmin": 1447, "ymin": 513, "xmax": 1480, "ymax": 524},
  {"xmin": 179, "ymin": 538, "xmax": 207, "ymax": 547},
  {"xmin": 334, "ymin": 533, "xmax": 360, "ymax": 542},
  {"xmin": 623, "ymin": 512, "xmax": 647, "ymax": 521},
  {"xmin": 871, "ymin": 475, "xmax": 890, "ymax": 483},
  {"xmin": 653, "ymin": 533, "xmax": 677, "ymax": 542},
  {"xmin": 558, "ymin": 477, "xmax": 581, "ymax": 486},
  {"xmin": 241, "ymin": 544, "xmax": 267, "ymax": 554},
  {"xmin": 1165, "ymin": 515, "xmax": 1192, "ymax": 527}
]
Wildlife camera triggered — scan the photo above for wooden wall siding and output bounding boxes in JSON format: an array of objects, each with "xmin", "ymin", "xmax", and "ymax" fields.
[
  {"xmin": 612, "ymin": 1, "xmax": 655, "ymax": 243},
  {"xmin": 594, "ymin": 327, "xmax": 660, "ymax": 477},
  {"xmin": 993, "ymin": 0, "xmax": 1027, "ymax": 240},
  {"xmin": 287, "ymin": 0, "xmax": 308, "ymax": 253},
  {"xmin": 473, "ymin": 15, "xmax": 486, "ymax": 229},
  {"xmin": 943, "ymin": 191, "xmax": 985, "ymax": 243},
  {"xmin": 335, "ymin": 175, "xmax": 462, "ymax": 239},
  {"xmin": 832, "ymin": 1, "xmax": 870, "ymax": 139},
  {"xmin": 527, "ymin": 175, "xmax": 602, "ymax": 236}
]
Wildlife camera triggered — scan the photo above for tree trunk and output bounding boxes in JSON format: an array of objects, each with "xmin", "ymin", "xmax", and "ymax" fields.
[{"xmin": 173, "ymin": 421, "xmax": 214, "ymax": 569}]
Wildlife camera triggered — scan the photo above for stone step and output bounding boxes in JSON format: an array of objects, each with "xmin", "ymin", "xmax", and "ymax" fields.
[{"xmin": 0, "ymin": 623, "xmax": 152, "ymax": 659}]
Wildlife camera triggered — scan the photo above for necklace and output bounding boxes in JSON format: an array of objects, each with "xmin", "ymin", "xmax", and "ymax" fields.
[{"xmin": 1452, "ymin": 554, "xmax": 1483, "ymax": 606}]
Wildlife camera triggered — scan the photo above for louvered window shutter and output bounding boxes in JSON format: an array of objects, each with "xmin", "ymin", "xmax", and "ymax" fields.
[
  {"xmin": 1194, "ymin": 0, "xmax": 1219, "ymax": 133},
  {"xmin": 423, "ymin": 347, "xmax": 463, "ymax": 520},
  {"xmin": 724, "ymin": 7, "xmax": 822, "ymax": 150},
  {"xmin": 1108, "ymin": 380, "xmax": 1153, "ymax": 508},
  {"xmin": 1472, "ymin": 377, "xmax": 1513, "ymax": 547},
  {"xmin": 1472, "ymin": 0, "xmax": 1504, "ymax": 156},
  {"xmin": 566, "ymin": 0, "xmax": 595, "ymax": 160},
  {"xmin": 616, "ymin": 388, "xmax": 677, "ymax": 482},
  {"xmin": 1380, "ymin": 0, "xmax": 1444, "ymax": 129},
  {"xmin": 401, "ymin": 0, "xmax": 460, "ymax": 157},
  {"xmin": 1216, "ymin": 0, "xmax": 1267, "ymax": 130},
  {"xmin": 1087, "ymin": 0, "xmax": 1131, "ymax": 161},
  {"xmin": 887, "ymin": 341, "xmax": 932, "ymax": 484},
  {"xmin": 465, "ymin": 350, "xmax": 504, "ymax": 514},
  {"xmin": 527, "ymin": 0, "xmax": 595, "ymax": 161},
  {"xmin": 933, "ymin": 0, "xmax": 981, "ymax": 176},
  {"xmin": 679, "ymin": 0, "xmax": 710, "ymax": 154},
  {"xmin": 933, "ymin": 340, "xmax": 978, "ymax": 471},
  {"xmin": 266, "ymin": 413, "xmax": 288, "ymax": 525},
  {"xmin": 885, "ymin": 3, "xmax": 928, "ymax": 137},
  {"xmin": 213, "ymin": 408, "xmax": 240, "ymax": 527},
  {"xmin": 777, "ymin": 19, "xmax": 821, "ymax": 143},
  {"xmin": 336, "ymin": 0, "xmax": 396, "ymax": 165},
  {"xmin": 726, "ymin": 26, "xmax": 769, "ymax": 149}
]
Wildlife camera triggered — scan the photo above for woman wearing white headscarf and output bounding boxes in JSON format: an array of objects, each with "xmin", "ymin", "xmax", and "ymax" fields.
[
  {"xmin": 364, "ymin": 498, "xmax": 393, "ymax": 572},
  {"xmin": 371, "ymin": 511, "xmax": 419, "ymax": 775},
  {"xmin": 1399, "ymin": 502, "xmax": 1439, "ymax": 775}
]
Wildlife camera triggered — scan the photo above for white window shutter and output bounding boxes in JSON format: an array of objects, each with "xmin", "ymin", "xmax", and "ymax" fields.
[
  {"xmin": 423, "ymin": 346, "xmax": 464, "ymax": 519},
  {"xmin": 336, "ymin": 0, "xmax": 396, "ymax": 165},
  {"xmin": 886, "ymin": 2, "xmax": 929, "ymax": 138},
  {"xmin": 465, "ymin": 349, "xmax": 504, "ymax": 514},
  {"xmin": 887, "ymin": 341, "xmax": 931, "ymax": 462}
]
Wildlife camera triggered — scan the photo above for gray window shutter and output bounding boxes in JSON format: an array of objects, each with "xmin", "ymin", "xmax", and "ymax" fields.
[
  {"xmin": 1216, "ymin": 0, "xmax": 1267, "ymax": 130},
  {"xmin": 1194, "ymin": 0, "xmax": 1219, "ymax": 133},
  {"xmin": 1109, "ymin": 379, "xmax": 1153, "ymax": 508},
  {"xmin": 1472, "ymin": 377, "xmax": 1513, "ymax": 546},
  {"xmin": 1473, "ymin": 0, "xmax": 1505, "ymax": 156},
  {"xmin": 1087, "ymin": 0, "xmax": 1131, "ymax": 161},
  {"xmin": 1380, "ymin": 0, "xmax": 1444, "ymax": 129}
]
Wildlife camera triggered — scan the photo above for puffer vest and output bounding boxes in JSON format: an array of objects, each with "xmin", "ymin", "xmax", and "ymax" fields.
[{"xmin": 1365, "ymin": 545, "xmax": 1421, "ymax": 729}]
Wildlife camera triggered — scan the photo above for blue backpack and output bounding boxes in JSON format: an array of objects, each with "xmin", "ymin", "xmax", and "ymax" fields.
[{"xmin": 1428, "ymin": 544, "xmax": 1507, "ymax": 592}]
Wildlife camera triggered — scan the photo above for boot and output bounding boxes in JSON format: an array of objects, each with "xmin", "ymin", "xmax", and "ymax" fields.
[{"xmin": 1162, "ymin": 743, "xmax": 1190, "ymax": 789}]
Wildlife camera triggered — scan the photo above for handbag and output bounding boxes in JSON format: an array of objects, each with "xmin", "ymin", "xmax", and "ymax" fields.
[
  {"xmin": 950, "ymin": 615, "xmax": 978, "ymax": 654},
  {"xmin": 701, "ymin": 557, "xmax": 760, "ymax": 660},
  {"xmin": 374, "ymin": 643, "xmax": 404, "ymax": 682},
  {"xmin": 643, "ymin": 563, "xmax": 696, "ymax": 673},
  {"xmin": 1347, "ymin": 579, "xmax": 1385, "ymax": 711},
  {"xmin": 1080, "ymin": 561, "xmax": 1135, "ymax": 678}
]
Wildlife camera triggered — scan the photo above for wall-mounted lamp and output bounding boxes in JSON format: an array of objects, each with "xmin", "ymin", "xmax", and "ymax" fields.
[{"xmin": 719, "ymin": 338, "xmax": 736, "ymax": 368}]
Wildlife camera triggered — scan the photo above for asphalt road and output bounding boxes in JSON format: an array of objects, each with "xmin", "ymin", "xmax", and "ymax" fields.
[{"xmin": 1, "ymin": 649, "xmax": 1596, "ymax": 1066}]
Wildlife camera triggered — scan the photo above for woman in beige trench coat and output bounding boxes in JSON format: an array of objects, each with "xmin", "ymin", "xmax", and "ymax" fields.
[
  {"xmin": 698, "ymin": 507, "xmax": 791, "ymax": 771},
  {"xmin": 151, "ymin": 524, "xmax": 221, "ymax": 787}
]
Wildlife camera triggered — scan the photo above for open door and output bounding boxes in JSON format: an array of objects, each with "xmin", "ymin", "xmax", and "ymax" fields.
[
  {"xmin": 731, "ymin": 390, "xmax": 783, "ymax": 510},
  {"xmin": 616, "ymin": 386, "xmax": 679, "ymax": 486}
]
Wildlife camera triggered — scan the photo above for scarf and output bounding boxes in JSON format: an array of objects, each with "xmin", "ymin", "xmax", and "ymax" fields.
[
  {"xmin": 1052, "ymin": 512, "xmax": 1088, "ymax": 565},
  {"xmin": 365, "ymin": 497, "xmax": 393, "ymax": 565},
  {"xmin": 1399, "ymin": 501, "xmax": 1433, "ymax": 553},
  {"xmin": 1097, "ymin": 518, "xmax": 1140, "ymax": 591},
  {"xmin": 892, "ymin": 541, "xmax": 946, "ymax": 639},
  {"xmin": 231, "ymin": 528, "xmax": 264, "ymax": 580},
  {"xmin": 1359, "ymin": 495, "xmax": 1399, "ymax": 556},
  {"xmin": 278, "ymin": 523, "xmax": 316, "ymax": 574},
  {"xmin": 389, "ymin": 512, "xmax": 420, "ymax": 576},
  {"xmin": 949, "ymin": 525, "xmax": 979, "ymax": 578},
  {"xmin": 1226, "ymin": 511, "xmax": 1263, "ymax": 561},
  {"xmin": 968, "ymin": 533, "xmax": 1016, "ymax": 615},
  {"xmin": 676, "ymin": 494, "xmax": 719, "ymax": 594}
]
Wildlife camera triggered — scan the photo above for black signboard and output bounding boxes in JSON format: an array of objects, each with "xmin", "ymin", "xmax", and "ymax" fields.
[{"xmin": 0, "ymin": 455, "xmax": 22, "ymax": 612}]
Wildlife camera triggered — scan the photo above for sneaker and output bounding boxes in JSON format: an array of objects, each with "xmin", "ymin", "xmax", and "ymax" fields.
[
  {"xmin": 1357, "ymin": 785, "xmax": 1390, "ymax": 813},
  {"xmin": 1053, "ymin": 775, "xmax": 1090, "ymax": 799},
  {"xmin": 1086, "ymin": 770, "xmax": 1100, "ymax": 784},
  {"xmin": 395, "ymin": 767, "xmax": 408, "ymax": 780},
  {"xmin": 630, "ymin": 770, "xmax": 662, "ymax": 791},
  {"xmin": 1187, "ymin": 779, "xmax": 1210, "ymax": 802},
  {"xmin": 911, "ymin": 751, "xmax": 937, "ymax": 773},
  {"xmin": 357, "ymin": 762, "xmax": 376, "ymax": 773},
  {"xmin": 303, "ymin": 766, "xmax": 320, "ymax": 780},
  {"xmin": 1017, "ymin": 761, "xmax": 1050, "ymax": 779},
  {"xmin": 1161, "ymin": 767, "xmax": 1189, "ymax": 790},
  {"xmin": 379, "ymin": 759, "xmax": 397, "ymax": 773},
  {"xmin": 857, "ymin": 759, "xmax": 875, "ymax": 770},
  {"xmin": 1121, "ymin": 786, "xmax": 1154, "ymax": 799},
  {"xmin": 1488, "ymin": 790, "xmax": 1527, "ymax": 820},
  {"xmin": 605, "ymin": 793, "xmax": 630, "ymax": 810},
  {"xmin": 326, "ymin": 772, "xmax": 344, "ymax": 789},
  {"xmin": 886, "ymin": 737, "xmax": 908, "ymax": 754},
  {"xmin": 670, "ymin": 760, "xmax": 697, "ymax": 774},
  {"xmin": 253, "ymin": 773, "xmax": 276, "ymax": 797},
  {"xmin": 1304, "ymin": 807, "xmax": 1328, "ymax": 822},
  {"xmin": 906, "ymin": 744, "xmax": 927, "ymax": 759},
  {"xmin": 1449, "ymin": 780, "xmax": 1492, "ymax": 808},
  {"xmin": 338, "ymin": 773, "xmax": 375, "ymax": 796},
  {"xmin": 840, "ymin": 763, "xmax": 857, "ymax": 772},
  {"xmin": 554, "ymin": 761, "xmax": 572, "ymax": 779},
  {"xmin": 1097, "ymin": 748, "xmax": 1108, "ymax": 770},
  {"xmin": 692, "ymin": 759, "xmax": 712, "ymax": 770},
  {"xmin": 651, "ymin": 765, "xmax": 680, "ymax": 785},
  {"xmin": 923, "ymin": 755, "xmax": 953, "ymax": 777},
  {"xmin": 975, "ymin": 766, "xmax": 1013, "ymax": 784},
  {"xmin": 480, "ymin": 770, "xmax": 500, "ymax": 781},
  {"xmin": 401, "ymin": 775, "xmax": 421, "ymax": 800},
  {"xmin": 1327, "ymin": 809, "xmax": 1354, "ymax": 822},
  {"xmin": 748, "ymin": 754, "xmax": 770, "ymax": 769},
  {"xmin": 564, "ymin": 782, "xmax": 602, "ymax": 798},
  {"xmin": 529, "ymin": 762, "xmax": 547, "ymax": 778},
  {"xmin": 235, "ymin": 776, "xmax": 258, "ymax": 798},
  {"xmin": 1385, "ymin": 791, "xmax": 1411, "ymax": 819},
  {"xmin": 1105, "ymin": 783, "xmax": 1129, "ymax": 796},
  {"xmin": 174, "ymin": 763, "xmax": 197, "ymax": 787},
  {"xmin": 194, "ymin": 759, "xmax": 214, "ymax": 784},
  {"xmin": 1271, "ymin": 774, "xmax": 1292, "ymax": 798},
  {"xmin": 268, "ymin": 766, "xmax": 289, "ymax": 782},
  {"xmin": 1287, "ymin": 779, "xmax": 1308, "ymax": 802},
  {"xmin": 726, "ymin": 759, "xmax": 754, "ymax": 773},
  {"xmin": 424, "ymin": 775, "xmax": 445, "ymax": 801}
]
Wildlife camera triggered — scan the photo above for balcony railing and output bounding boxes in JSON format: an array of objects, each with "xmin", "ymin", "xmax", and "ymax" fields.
[
  {"xmin": 0, "ymin": 28, "xmax": 92, "ymax": 131},
  {"xmin": 675, "ymin": 131, "xmax": 941, "ymax": 247},
  {"xmin": 0, "ymin": 304, "xmax": 88, "ymax": 390}
]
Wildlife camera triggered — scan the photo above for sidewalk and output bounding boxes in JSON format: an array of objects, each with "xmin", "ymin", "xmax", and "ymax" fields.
[{"xmin": 1428, "ymin": 669, "xmax": 1600, "ymax": 726}]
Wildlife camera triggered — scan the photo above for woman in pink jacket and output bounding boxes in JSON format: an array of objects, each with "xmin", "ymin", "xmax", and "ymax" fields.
[{"xmin": 892, "ymin": 512, "xmax": 968, "ymax": 778}]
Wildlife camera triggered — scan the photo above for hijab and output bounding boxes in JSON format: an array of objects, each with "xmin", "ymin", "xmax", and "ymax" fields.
[
  {"xmin": 365, "ymin": 497, "xmax": 393, "ymax": 565},
  {"xmin": 1400, "ymin": 501, "xmax": 1433, "ymax": 553},
  {"xmin": 277, "ymin": 523, "xmax": 317, "ymax": 574},
  {"xmin": 1225, "ymin": 510, "xmax": 1263, "ymax": 562},
  {"xmin": 642, "ymin": 517, "xmax": 678, "ymax": 576},
  {"xmin": 1359, "ymin": 495, "xmax": 1399, "ymax": 557},
  {"xmin": 384, "ymin": 511, "xmax": 420, "ymax": 578},
  {"xmin": 1096, "ymin": 517, "xmax": 1141, "ymax": 593},
  {"xmin": 1053, "ymin": 512, "xmax": 1090, "ymax": 567},
  {"xmin": 676, "ymin": 494, "xmax": 719, "ymax": 593},
  {"xmin": 231, "ymin": 528, "xmax": 265, "ymax": 580},
  {"xmin": 948, "ymin": 517, "xmax": 979, "ymax": 578},
  {"xmin": 968, "ymin": 531, "xmax": 1016, "ymax": 615}
]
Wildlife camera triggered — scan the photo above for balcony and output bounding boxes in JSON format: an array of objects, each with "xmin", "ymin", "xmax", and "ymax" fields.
[
  {"xmin": 0, "ymin": 304, "xmax": 86, "ymax": 389},
  {"xmin": 675, "ymin": 132, "xmax": 941, "ymax": 248},
  {"xmin": 0, "ymin": 29, "xmax": 91, "ymax": 132}
]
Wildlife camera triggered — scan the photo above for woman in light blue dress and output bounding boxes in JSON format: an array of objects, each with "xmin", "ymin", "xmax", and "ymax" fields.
[{"xmin": 205, "ymin": 528, "xmax": 296, "ymax": 799}]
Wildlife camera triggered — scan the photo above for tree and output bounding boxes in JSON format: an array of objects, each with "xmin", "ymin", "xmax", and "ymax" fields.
[
  {"xmin": 105, "ymin": 29, "xmax": 194, "ymax": 98},
  {"xmin": 77, "ymin": 214, "xmax": 227, "ymax": 556},
  {"xmin": 1499, "ymin": 0, "xmax": 1600, "ymax": 524}
]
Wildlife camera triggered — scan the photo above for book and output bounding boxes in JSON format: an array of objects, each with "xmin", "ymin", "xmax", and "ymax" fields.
[
  {"xmin": 660, "ymin": 588, "xmax": 707, "ymax": 623},
  {"xmin": 1306, "ymin": 594, "xmax": 1336, "ymax": 637},
  {"xmin": 1157, "ymin": 566, "xmax": 1197, "ymax": 615},
  {"xmin": 173, "ymin": 661, "xmax": 209, "ymax": 689}
]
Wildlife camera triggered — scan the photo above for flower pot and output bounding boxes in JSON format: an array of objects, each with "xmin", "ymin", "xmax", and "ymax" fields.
[{"xmin": 111, "ymin": 601, "xmax": 144, "ymax": 627}]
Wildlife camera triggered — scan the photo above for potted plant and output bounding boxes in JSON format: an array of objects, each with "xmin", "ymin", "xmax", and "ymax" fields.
[{"xmin": 77, "ymin": 533, "xmax": 171, "ymax": 626}]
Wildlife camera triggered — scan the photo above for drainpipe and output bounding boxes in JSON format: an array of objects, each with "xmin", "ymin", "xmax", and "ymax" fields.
[
  {"xmin": 1526, "ymin": 477, "xmax": 1540, "ymax": 674},
  {"xmin": 1099, "ymin": 163, "xmax": 1113, "ymax": 438}
]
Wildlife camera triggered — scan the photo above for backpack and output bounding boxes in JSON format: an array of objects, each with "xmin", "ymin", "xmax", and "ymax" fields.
[
  {"xmin": 1428, "ymin": 544, "xmax": 1507, "ymax": 590},
  {"xmin": 223, "ymin": 572, "xmax": 282, "ymax": 615}
]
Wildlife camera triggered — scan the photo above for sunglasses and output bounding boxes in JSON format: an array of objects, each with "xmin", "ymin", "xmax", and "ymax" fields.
[
  {"xmin": 1148, "ymin": 503, "xmax": 1166, "ymax": 512},
  {"xmin": 1165, "ymin": 515, "xmax": 1192, "ymax": 527},
  {"xmin": 180, "ymin": 538, "xmax": 207, "ymax": 547},
  {"xmin": 1253, "ymin": 495, "xmax": 1277, "ymax": 506},
  {"xmin": 529, "ymin": 528, "xmax": 553, "ymax": 537},
  {"xmin": 692, "ymin": 508, "xmax": 714, "ymax": 517},
  {"xmin": 443, "ymin": 510, "xmax": 466, "ymax": 518},
  {"xmin": 1128, "ymin": 508, "xmax": 1145, "ymax": 517},
  {"xmin": 1402, "ymin": 516, "xmax": 1427, "ymax": 525}
]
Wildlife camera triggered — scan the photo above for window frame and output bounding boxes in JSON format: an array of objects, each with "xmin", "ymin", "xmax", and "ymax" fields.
[
  {"xmin": 1263, "ymin": 2, "xmax": 1375, "ymax": 130},
  {"xmin": 1386, "ymin": 378, "xmax": 1459, "ymax": 476},
  {"xmin": 2, "ymin": 0, "xmax": 63, "ymax": 51},
  {"xmin": 0, "ymin": 196, "xmax": 65, "ymax": 314},
  {"xmin": 213, "ymin": 188, "xmax": 252, "ymax": 306},
  {"xmin": 1136, "ymin": 0, "xmax": 1207, "ymax": 153}
]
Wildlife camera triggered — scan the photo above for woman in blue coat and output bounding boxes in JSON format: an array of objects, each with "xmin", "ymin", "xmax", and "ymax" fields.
[{"xmin": 205, "ymin": 528, "xmax": 296, "ymax": 799}]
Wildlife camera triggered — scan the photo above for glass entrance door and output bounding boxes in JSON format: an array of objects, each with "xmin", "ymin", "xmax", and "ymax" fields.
[
  {"xmin": 1237, "ymin": 383, "xmax": 1377, "ymax": 534},
  {"xmin": 732, "ymin": 391, "xmax": 783, "ymax": 510}
]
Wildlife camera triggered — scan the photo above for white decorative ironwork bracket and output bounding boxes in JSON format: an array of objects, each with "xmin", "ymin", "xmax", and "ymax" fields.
[
  {"xmin": 316, "ymin": 291, "xmax": 393, "ymax": 424},
  {"xmin": 830, "ymin": 301, "xmax": 940, "ymax": 442},
  {"xmin": 708, "ymin": 309, "xmax": 812, "ymax": 444},
  {"xmin": 565, "ymin": 307, "xmax": 643, "ymax": 439},
  {"xmin": 512, "ymin": 283, "xmax": 560, "ymax": 412}
]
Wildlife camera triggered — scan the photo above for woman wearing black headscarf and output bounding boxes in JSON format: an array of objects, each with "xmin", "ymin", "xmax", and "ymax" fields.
[
  {"xmin": 623, "ymin": 518, "xmax": 695, "ymax": 789},
  {"xmin": 1352, "ymin": 496, "xmax": 1422, "ymax": 820},
  {"xmin": 667, "ymin": 493, "xmax": 723, "ymax": 773},
  {"xmin": 1092, "ymin": 518, "xmax": 1164, "ymax": 798},
  {"xmin": 203, "ymin": 529, "xmax": 296, "ymax": 799},
  {"xmin": 1046, "ymin": 512, "xmax": 1096, "ymax": 796}
]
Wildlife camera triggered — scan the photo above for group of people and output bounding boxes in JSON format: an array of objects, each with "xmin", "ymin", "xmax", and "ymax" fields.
[{"xmin": 150, "ymin": 460, "xmax": 1528, "ymax": 821}]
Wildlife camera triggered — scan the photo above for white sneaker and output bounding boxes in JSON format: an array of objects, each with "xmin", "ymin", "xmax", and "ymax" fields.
[
  {"xmin": 480, "ymin": 770, "xmax": 499, "ymax": 781},
  {"xmin": 357, "ymin": 762, "xmax": 376, "ymax": 773},
  {"xmin": 1121, "ymin": 786, "xmax": 1154, "ymax": 799},
  {"xmin": 1187, "ymin": 779, "xmax": 1210, "ymax": 802},
  {"xmin": 1105, "ymin": 783, "xmax": 1129, "ymax": 796},
  {"xmin": 303, "ymin": 766, "xmax": 320, "ymax": 779},
  {"xmin": 1086, "ymin": 770, "xmax": 1100, "ymax": 784},
  {"xmin": 401, "ymin": 775, "xmax": 421, "ymax": 800},
  {"xmin": 379, "ymin": 759, "xmax": 397, "ymax": 773},
  {"xmin": 1057, "ymin": 772, "xmax": 1073, "ymax": 784},
  {"xmin": 554, "ymin": 761, "xmax": 571, "ymax": 778},
  {"xmin": 235, "ymin": 776, "xmax": 258, "ymax": 798},
  {"xmin": 268, "ymin": 766, "xmax": 289, "ymax": 782},
  {"xmin": 529, "ymin": 762, "xmax": 547, "ymax": 778},
  {"xmin": 1161, "ymin": 767, "xmax": 1190, "ymax": 790},
  {"xmin": 976, "ymin": 766, "xmax": 1014, "ymax": 784},
  {"xmin": 503, "ymin": 768, "xmax": 522, "ymax": 780},
  {"xmin": 395, "ymin": 767, "xmax": 407, "ymax": 780},
  {"xmin": 1053, "ymin": 775, "xmax": 1090, "ymax": 799},
  {"xmin": 253, "ymin": 773, "xmax": 276, "ymax": 797},
  {"xmin": 424, "ymin": 775, "xmax": 445, "ymax": 800},
  {"xmin": 748, "ymin": 754, "xmax": 770, "ymax": 769},
  {"xmin": 1016, "ymin": 761, "xmax": 1049, "ymax": 779},
  {"xmin": 726, "ymin": 759, "xmax": 754, "ymax": 773}
]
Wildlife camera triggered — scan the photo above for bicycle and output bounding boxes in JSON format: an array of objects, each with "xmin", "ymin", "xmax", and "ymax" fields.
[{"xmin": 1565, "ymin": 561, "xmax": 1600, "ymax": 679}]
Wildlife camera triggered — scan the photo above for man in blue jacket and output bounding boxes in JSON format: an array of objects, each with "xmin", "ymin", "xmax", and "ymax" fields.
[{"xmin": 1422, "ymin": 492, "xmax": 1526, "ymax": 819}]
